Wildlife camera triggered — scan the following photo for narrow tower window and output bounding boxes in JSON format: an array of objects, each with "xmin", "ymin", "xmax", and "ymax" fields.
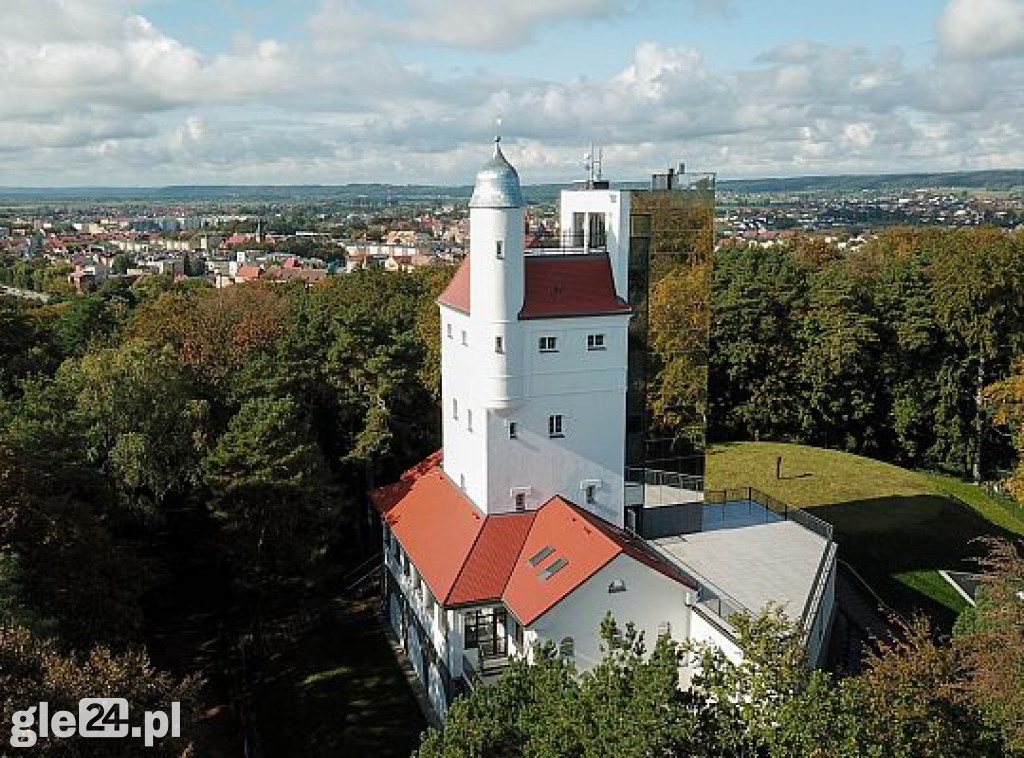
[
  {"xmin": 461, "ymin": 330, "xmax": 468, "ymax": 345},
  {"xmin": 508, "ymin": 421, "xmax": 517, "ymax": 439},
  {"xmin": 548, "ymin": 414, "xmax": 564, "ymax": 438},
  {"xmin": 495, "ymin": 335, "xmax": 503, "ymax": 353},
  {"xmin": 446, "ymin": 323, "xmax": 452, "ymax": 339},
  {"xmin": 585, "ymin": 484, "xmax": 596, "ymax": 504},
  {"xmin": 467, "ymin": 409, "xmax": 473, "ymax": 432},
  {"xmin": 452, "ymin": 398, "xmax": 458, "ymax": 420},
  {"xmin": 495, "ymin": 240, "xmax": 503, "ymax": 259}
]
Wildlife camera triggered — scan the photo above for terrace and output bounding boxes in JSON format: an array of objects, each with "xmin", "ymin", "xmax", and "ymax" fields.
[{"xmin": 627, "ymin": 476, "xmax": 837, "ymax": 658}]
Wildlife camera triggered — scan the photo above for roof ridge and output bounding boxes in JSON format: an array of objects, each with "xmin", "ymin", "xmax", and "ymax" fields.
[
  {"xmin": 443, "ymin": 511, "xmax": 490, "ymax": 606},
  {"xmin": 497, "ymin": 509, "xmax": 540, "ymax": 601}
]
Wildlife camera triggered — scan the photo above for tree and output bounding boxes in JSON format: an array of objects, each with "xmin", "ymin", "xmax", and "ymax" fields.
[
  {"xmin": 0, "ymin": 447, "xmax": 147, "ymax": 648},
  {"xmin": 955, "ymin": 539, "xmax": 1024, "ymax": 753},
  {"xmin": 203, "ymin": 395, "xmax": 332, "ymax": 585},
  {"xmin": 984, "ymin": 357, "xmax": 1024, "ymax": 500},
  {"xmin": 931, "ymin": 228, "xmax": 1024, "ymax": 480},
  {"xmin": 0, "ymin": 623, "xmax": 200, "ymax": 757}
]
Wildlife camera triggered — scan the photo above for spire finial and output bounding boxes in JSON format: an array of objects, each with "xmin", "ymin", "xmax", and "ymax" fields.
[{"xmin": 495, "ymin": 115, "xmax": 502, "ymax": 144}]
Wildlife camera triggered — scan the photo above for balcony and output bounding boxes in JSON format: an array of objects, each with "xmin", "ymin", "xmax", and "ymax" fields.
[
  {"xmin": 525, "ymin": 230, "xmax": 607, "ymax": 255},
  {"xmin": 461, "ymin": 648, "xmax": 512, "ymax": 691}
]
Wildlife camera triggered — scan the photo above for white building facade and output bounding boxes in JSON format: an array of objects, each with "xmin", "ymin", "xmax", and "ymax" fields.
[{"xmin": 371, "ymin": 139, "xmax": 837, "ymax": 721}]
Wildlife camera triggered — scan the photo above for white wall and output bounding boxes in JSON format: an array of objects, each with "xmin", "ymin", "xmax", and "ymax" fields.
[
  {"xmin": 527, "ymin": 553, "xmax": 693, "ymax": 671},
  {"xmin": 441, "ymin": 305, "xmax": 491, "ymax": 508},
  {"xmin": 558, "ymin": 189, "xmax": 631, "ymax": 299},
  {"xmin": 484, "ymin": 314, "xmax": 629, "ymax": 522}
]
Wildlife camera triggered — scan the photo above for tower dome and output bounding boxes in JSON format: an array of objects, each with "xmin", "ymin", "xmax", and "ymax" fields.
[{"xmin": 469, "ymin": 137, "xmax": 523, "ymax": 209}]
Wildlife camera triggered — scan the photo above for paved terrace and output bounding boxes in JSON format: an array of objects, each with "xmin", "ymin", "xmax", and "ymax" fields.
[{"xmin": 652, "ymin": 502, "xmax": 831, "ymax": 622}]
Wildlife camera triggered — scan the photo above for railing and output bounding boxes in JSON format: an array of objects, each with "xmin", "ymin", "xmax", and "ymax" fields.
[
  {"xmin": 525, "ymin": 230, "xmax": 607, "ymax": 253},
  {"xmin": 705, "ymin": 486, "xmax": 834, "ymax": 542},
  {"xmin": 461, "ymin": 647, "xmax": 510, "ymax": 691},
  {"xmin": 625, "ymin": 467, "xmax": 705, "ymax": 494}
]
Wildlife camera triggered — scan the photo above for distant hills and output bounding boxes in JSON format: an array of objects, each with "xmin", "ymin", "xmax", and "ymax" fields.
[{"xmin": 0, "ymin": 169, "xmax": 1021, "ymax": 204}]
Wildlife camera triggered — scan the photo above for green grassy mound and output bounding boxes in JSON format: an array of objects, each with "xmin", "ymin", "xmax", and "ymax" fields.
[{"xmin": 705, "ymin": 442, "xmax": 1024, "ymax": 628}]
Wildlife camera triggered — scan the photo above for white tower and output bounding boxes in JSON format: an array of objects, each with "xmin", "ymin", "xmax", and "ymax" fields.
[
  {"xmin": 440, "ymin": 138, "xmax": 631, "ymax": 526},
  {"xmin": 468, "ymin": 136, "xmax": 525, "ymax": 409}
]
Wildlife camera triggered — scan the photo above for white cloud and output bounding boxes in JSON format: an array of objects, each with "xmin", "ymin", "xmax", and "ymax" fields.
[
  {"xmin": 0, "ymin": 0, "xmax": 1022, "ymax": 184},
  {"xmin": 938, "ymin": 0, "xmax": 1024, "ymax": 60},
  {"xmin": 309, "ymin": 0, "xmax": 631, "ymax": 51}
]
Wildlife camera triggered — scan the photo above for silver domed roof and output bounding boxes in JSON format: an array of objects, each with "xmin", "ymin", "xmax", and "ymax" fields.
[{"xmin": 469, "ymin": 138, "xmax": 523, "ymax": 209}]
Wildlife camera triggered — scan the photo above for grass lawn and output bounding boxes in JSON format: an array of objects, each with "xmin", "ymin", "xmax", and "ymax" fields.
[
  {"xmin": 705, "ymin": 441, "xmax": 1024, "ymax": 629},
  {"xmin": 254, "ymin": 606, "xmax": 427, "ymax": 758}
]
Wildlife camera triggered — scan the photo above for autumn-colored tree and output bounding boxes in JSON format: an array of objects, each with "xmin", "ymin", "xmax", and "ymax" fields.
[
  {"xmin": 131, "ymin": 281, "xmax": 289, "ymax": 386},
  {"xmin": 984, "ymin": 357, "xmax": 1024, "ymax": 500},
  {"xmin": 0, "ymin": 623, "xmax": 200, "ymax": 757},
  {"xmin": 955, "ymin": 539, "xmax": 1024, "ymax": 753}
]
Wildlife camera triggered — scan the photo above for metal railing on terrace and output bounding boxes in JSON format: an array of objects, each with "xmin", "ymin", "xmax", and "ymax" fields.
[
  {"xmin": 525, "ymin": 230, "xmax": 607, "ymax": 254},
  {"xmin": 704, "ymin": 486, "xmax": 834, "ymax": 542}
]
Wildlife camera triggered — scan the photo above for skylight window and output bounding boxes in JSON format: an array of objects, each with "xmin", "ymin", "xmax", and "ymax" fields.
[
  {"xmin": 540, "ymin": 558, "xmax": 568, "ymax": 580},
  {"xmin": 528, "ymin": 546, "xmax": 554, "ymax": 566}
]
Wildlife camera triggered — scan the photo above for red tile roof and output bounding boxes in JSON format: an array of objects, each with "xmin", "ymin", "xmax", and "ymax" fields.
[
  {"xmin": 448, "ymin": 512, "xmax": 536, "ymax": 606},
  {"xmin": 437, "ymin": 254, "xmax": 629, "ymax": 320},
  {"xmin": 370, "ymin": 454, "xmax": 694, "ymax": 624},
  {"xmin": 437, "ymin": 257, "xmax": 470, "ymax": 313},
  {"xmin": 374, "ymin": 460, "xmax": 485, "ymax": 604},
  {"xmin": 235, "ymin": 265, "xmax": 263, "ymax": 280},
  {"xmin": 520, "ymin": 254, "xmax": 630, "ymax": 319}
]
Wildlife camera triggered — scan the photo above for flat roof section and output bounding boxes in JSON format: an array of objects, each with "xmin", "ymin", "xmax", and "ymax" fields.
[{"xmin": 653, "ymin": 519, "xmax": 830, "ymax": 623}]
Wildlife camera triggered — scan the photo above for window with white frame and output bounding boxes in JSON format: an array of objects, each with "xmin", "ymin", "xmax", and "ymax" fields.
[
  {"xmin": 538, "ymin": 336, "xmax": 558, "ymax": 352},
  {"xmin": 514, "ymin": 492, "xmax": 526, "ymax": 511},
  {"xmin": 585, "ymin": 484, "xmax": 596, "ymax": 504},
  {"xmin": 548, "ymin": 414, "xmax": 564, "ymax": 438},
  {"xmin": 587, "ymin": 333, "xmax": 606, "ymax": 350},
  {"xmin": 508, "ymin": 421, "xmax": 517, "ymax": 439},
  {"xmin": 559, "ymin": 636, "xmax": 575, "ymax": 658}
]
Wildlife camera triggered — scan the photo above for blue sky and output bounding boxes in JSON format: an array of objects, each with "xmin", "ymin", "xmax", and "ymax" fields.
[{"xmin": 1, "ymin": 0, "xmax": 1022, "ymax": 185}]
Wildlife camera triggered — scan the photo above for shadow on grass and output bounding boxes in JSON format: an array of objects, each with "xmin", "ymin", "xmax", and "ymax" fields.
[
  {"xmin": 255, "ymin": 607, "xmax": 426, "ymax": 758},
  {"xmin": 812, "ymin": 494, "xmax": 1019, "ymax": 630}
]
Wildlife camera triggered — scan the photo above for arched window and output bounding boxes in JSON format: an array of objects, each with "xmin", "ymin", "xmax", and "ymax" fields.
[{"xmin": 559, "ymin": 636, "xmax": 575, "ymax": 658}]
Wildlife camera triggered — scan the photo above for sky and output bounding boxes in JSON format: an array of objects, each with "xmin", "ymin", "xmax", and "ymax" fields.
[{"xmin": 2, "ymin": 0, "xmax": 1024, "ymax": 186}]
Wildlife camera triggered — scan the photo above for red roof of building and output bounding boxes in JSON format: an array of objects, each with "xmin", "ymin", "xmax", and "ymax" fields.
[
  {"xmin": 437, "ymin": 254, "xmax": 630, "ymax": 320},
  {"xmin": 372, "ymin": 457, "xmax": 485, "ymax": 604},
  {"xmin": 448, "ymin": 512, "xmax": 536, "ymax": 606},
  {"xmin": 520, "ymin": 254, "xmax": 630, "ymax": 319},
  {"xmin": 437, "ymin": 257, "xmax": 470, "ymax": 313},
  {"xmin": 370, "ymin": 454, "xmax": 694, "ymax": 624},
  {"xmin": 235, "ymin": 265, "xmax": 263, "ymax": 280}
]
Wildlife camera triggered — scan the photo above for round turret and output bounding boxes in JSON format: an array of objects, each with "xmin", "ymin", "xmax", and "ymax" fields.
[{"xmin": 469, "ymin": 137, "xmax": 523, "ymax": 209}]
